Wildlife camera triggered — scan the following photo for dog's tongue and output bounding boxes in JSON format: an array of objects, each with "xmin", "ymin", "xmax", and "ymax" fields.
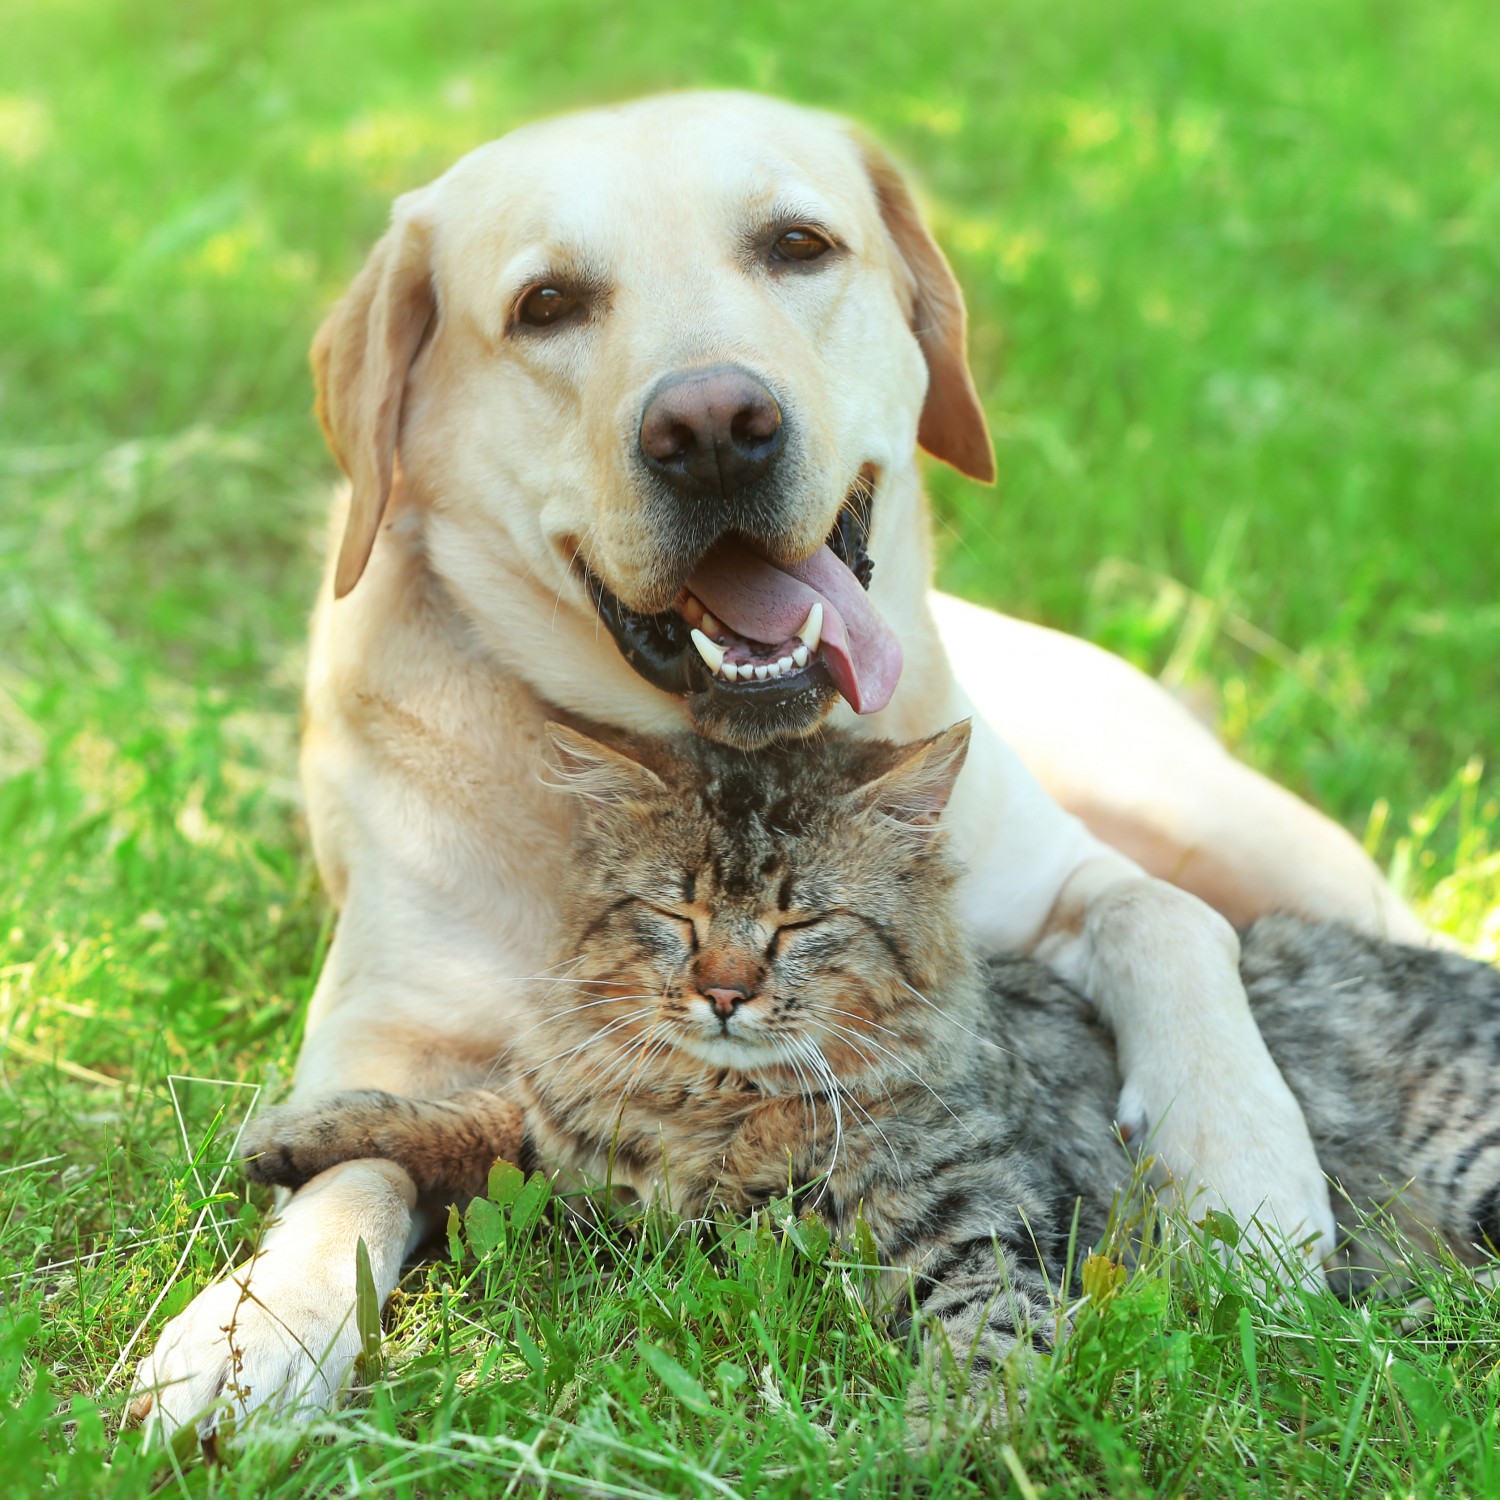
[{"xmin": 687, "ymin": 539, "xmax": 902, "ymax": 714}]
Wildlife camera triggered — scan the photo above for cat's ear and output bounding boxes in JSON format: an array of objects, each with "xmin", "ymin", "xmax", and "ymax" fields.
[
  {"xmin": 851, "ymin": 720, "xmax": 972, "ymax": 831},
  {"xmin": 543, "ymin": 723, "xmax": 666, "ymax": 809}
]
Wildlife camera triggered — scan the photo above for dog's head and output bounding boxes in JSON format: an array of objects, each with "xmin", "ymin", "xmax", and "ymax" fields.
[{"xmin": 312, "ymin": 92, "xmax": 992, "ymax": 749}]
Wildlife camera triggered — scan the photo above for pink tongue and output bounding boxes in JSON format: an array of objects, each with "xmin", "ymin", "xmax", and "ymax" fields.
[{"xmin": 686, "ymin": 540, "xmax": 903, "ymax": 714}]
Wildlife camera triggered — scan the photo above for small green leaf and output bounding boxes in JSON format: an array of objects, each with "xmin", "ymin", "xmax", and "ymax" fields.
[
  {"xmin": 1081, "ymin": 1252, "xmax": 1128, "ymax": 1306},
  {"xmin": 510, "ymin": 1173, "xmax": 551, "ymax": 1234},
  {"xmin": 465, "ymin": 1195, "xmax": 505, "ymax": 1258},
  {"xmin": 1130, "ymin": 1273, "xmax": 1171, "ymax": 1318},
  {"xmin": 1237, "ymin": 1304, "xmax": 1259, "ymax": 1408},
  {"xmin": 642, "ymin": 1343, "xmax": 714, "ymax": 1415},
  {"xmin": 354, "ymin": 1236, "xmax": 383, "ymax": 1373},
  {"xmin": 159, "ymin": 1280, "xmax": 194, "ymax": 1320},
  {"xmin": 68, "ymin": 1394, "xmax": 105, "ymax": 1452},
  {"xmin": 445, "ymin": 1202, "xmax": 465, "ymax": 1263},
  {"xmin": 1200, "ymin": 1209, "xmax": 1240, "ymax": 1247},
  {"xmin": 1388, "ymin": 1357, "xmax": 1451, "ymax": 1432},
  {"xmin": 513, "ymin": 1315, "xmax": 545, "ymax": 1376},
  {"xmin": 786, "ymin": 1209, "xmax": 830, "ymax": 1264},
  {"xmin": 487, "ymin": 1159, "xmax": 524, "ymax": 1206}
]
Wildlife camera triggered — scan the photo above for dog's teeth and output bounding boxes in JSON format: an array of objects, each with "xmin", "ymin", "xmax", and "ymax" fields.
[
  {"xmin": 776, "ymin": 655, "xmax": 794, "ymax": 674},
  {"xmin": 796, "ymin": 601, "xmax": 823, "ymax": 653},
  {"xmin": 690, "ymin": 628, "xmax": 726, "ymax": 674},
  {"xmin": 792, "ymin": 644, "xmax": 810, "ymax": 669},
  {"xmin": 754, "ymin": 664, "xmax": 770, "ymax": 680},
  {"xmin": 700, "ymin": 609, "xmax": 723, "ymax": 638},
  {"xmin": 724, "ymin": 662, "xmax": 746, "ymax": 681}
]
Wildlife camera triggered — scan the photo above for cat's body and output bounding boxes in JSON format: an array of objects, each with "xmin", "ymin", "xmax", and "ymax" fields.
[{"xmin": 244, "ymin": 726, "xmax": 1500, "ymax": 1395}]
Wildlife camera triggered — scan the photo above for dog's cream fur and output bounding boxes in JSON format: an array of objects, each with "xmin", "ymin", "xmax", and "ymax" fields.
[{"xmin": 130, "ymin": 93, "xmax": 1424, "ymax": 1442}]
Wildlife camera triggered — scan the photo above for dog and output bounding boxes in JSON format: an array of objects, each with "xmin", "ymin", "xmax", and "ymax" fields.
[{"xmin": 129, "ymin": 92, "xmax": 1425, "ymax": 1443}]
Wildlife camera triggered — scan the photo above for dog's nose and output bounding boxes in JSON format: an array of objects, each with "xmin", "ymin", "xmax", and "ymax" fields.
[
  {"xmin": 702, "ymin": 985, "xmax": 750, "ymax": 1018},
  {"xmin": 639, "ymin": 366, "xmax": 785, "ymax": 497}
]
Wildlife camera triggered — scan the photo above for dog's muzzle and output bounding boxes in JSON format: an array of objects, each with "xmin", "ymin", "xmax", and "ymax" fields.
[{"xmin": 580, "ymin": 467, "xmax": 893, "ymax": 749}]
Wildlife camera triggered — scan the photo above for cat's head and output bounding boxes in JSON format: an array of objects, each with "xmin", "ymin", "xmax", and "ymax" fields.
[{"xmin": 539, "ymin": 720, "xmax": 972, "ymax": 1084}]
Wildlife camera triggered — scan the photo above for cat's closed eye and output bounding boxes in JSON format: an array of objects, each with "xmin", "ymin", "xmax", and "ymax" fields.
[
  {"xmin": 766, "ymin": 915, "xmax": 827, "ymax": 957},
  {"xmin": 632, "ymin": 898, "xmax": 700, "ymax": 952}
]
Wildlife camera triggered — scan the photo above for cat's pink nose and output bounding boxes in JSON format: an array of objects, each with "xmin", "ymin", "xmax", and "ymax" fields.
[{"xmin": 703, "ymin": 986, "xmax": 749, "ymax": 1018}]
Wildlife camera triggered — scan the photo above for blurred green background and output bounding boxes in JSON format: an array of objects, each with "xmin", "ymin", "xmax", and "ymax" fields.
[
  {"xmin": 4, "ymin": 0, "xmax": 1498, "ymax": 1066},
  {"xmin": 2, "ymin": 2, "xmax": 1498, "ymax": 1489},
  {"xmin": 6, "ymin": 0, "xmax": 1498, "ymax": 818}
]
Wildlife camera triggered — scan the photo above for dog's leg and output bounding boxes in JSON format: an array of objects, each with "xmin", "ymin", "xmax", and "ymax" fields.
[
  {"xmin": 933, "ymin": 591, "xmax": 1426, "ymax": 941},
  {"xmin": 127, "ymin": 925, "xmax": 516, "ymax": 1448},
  {"xmin": 127, "ymin": 1156, "xmax": 416, "ymax": 1450},
  {"xmin": 1034, "ymin": 852, "xmax": 1338, "ymax": 1281}
]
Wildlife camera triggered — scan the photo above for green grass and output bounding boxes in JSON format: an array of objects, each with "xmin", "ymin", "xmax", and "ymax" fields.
[{"xmin": 3, "ymin": 0, "xmax": 1499, "ymax": 1493}]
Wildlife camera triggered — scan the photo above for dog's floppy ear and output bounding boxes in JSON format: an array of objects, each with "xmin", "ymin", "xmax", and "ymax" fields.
[
  {"xmin": 858, "ymin": 139, "xmax": 995, "ymax": 484},
  {"xmin": 311, "ymin": 197, "xmax": 436, "ymax": 598}
]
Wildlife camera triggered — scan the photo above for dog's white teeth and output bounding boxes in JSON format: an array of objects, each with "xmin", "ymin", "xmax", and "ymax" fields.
[
  {"xmin": 700, "ymin": 609, "xmax": 724, "ymax": 638},
  {"xmin": 713, "ymin": 655, "xmax": 803, "ymax": 684},
  {"xmin": 795, "ymin": 601, "xmax": 823, "ymax": 654},
  {"xmin": 792, "ymin": 644, "xmax": 810, "ymax": 669},
  {"xmin": 690, "ymin": 628, "xmax": 726, "ymax": 674}
]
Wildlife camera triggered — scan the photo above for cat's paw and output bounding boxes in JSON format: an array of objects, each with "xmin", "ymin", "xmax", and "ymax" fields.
[
  {"xmin": 1119, "ymin": 1061, "xmax": 1336, "ymax": 1287},
  {"xmin": 240, "ymin": 1098, "xmax": 384, "ymax": 1190}
]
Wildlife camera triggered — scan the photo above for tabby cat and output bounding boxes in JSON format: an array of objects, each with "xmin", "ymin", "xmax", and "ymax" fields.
[{"xmin": 243, "ymin": 722, "xmax": 1500, "ymax": 1401}]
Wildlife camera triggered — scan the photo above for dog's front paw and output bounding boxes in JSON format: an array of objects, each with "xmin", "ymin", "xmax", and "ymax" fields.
[
  {"xmin": 127, "ymin": 1158, "xmax": 414, "ymax": 1450},
  {"xmin": 1120, "ymin": 1061, "xmax": 1337, "ymax": 1287},
  {"xmin": 127, "ymin": 1257, "xmax": 361, "ymax": 1450}
]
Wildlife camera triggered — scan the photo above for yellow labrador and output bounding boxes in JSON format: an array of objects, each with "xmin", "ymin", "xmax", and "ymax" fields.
[{"xmin": 130, "ymin": 92, "xmax": 1423, "ymax": 1441}]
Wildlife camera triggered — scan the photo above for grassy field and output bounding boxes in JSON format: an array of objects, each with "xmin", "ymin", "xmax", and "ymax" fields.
[{"xmin": 3, "ymin": 0, "xmax": 1499, "ymax": 1493}]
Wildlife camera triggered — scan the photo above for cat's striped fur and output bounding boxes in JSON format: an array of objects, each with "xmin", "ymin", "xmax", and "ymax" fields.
[{"xmin": 244, "ymin": 723, "xmax": 1500, "ymax": 1398}]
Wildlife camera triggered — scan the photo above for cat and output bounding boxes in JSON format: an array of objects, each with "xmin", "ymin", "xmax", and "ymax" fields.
[{"xmin": 242, "ymin": 720, "xmax": 1500, "ymax": 1404}]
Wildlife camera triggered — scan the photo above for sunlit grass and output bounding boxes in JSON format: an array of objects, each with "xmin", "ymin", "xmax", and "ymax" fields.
[{"xmin": 3, "ymin": 0, "xmax": 1498, "ymax": 1494}]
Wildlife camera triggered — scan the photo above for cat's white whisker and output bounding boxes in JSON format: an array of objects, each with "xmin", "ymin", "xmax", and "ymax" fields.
[
  {"xmin": 816, "ymin": 1057, "xmax": 903, "ymax": 1183},
  {"xmin": 783, "ymin": 1049, "xmax": 835, "ymax": 1207},
  {"xmin": 815, "ymin": 1019, "xmax": 980, "ymax": 1143},
  {"xmin": 517, "ymin": 1010, "xmax": 654, "ymax": 1079},
  {"xmin": 769, "ymin": 1040, "xmax": 819, "ymax": 1186},
  {"xmin": 500, "ymin": 992, "xmax": 660, "ymax": 1054},
  {"xmin": 897, "ymin": 978, "xmax": 1015, "ymax": 1058},
  {"xmin": 480, "ymin": 995, "xmax": 658, "ymax": 1092},
  {"xmin": 800, "ymin": 1033, "xmax": 903, "ymax": 1184},
  {"xmin": 817, "ymin": 1005, "xmax": 913, "ymax": 1046},
  {"xmin": 789, "ymin": 1036, "xmax": 846, "ymax": 1200}
]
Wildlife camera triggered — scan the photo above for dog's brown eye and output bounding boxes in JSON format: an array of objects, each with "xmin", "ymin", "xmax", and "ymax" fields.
[
  {"xmin": 516, "ymin": 285, "xmax": 580, "ymax": 328},
  {"xmin": 772, "ymin": 227, "xmax": 833, "ymax": 264}
]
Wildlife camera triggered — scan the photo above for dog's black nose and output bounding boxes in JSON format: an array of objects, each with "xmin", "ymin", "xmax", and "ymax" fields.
[{"xmin": 639, "ymin": 366, "xmax": 785, "ymax": 497}]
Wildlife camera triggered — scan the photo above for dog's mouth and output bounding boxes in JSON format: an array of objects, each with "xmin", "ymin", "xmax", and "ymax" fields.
[{"xmin": 579, "ymin": 467, "xmax": 900, "ymax": 740}]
